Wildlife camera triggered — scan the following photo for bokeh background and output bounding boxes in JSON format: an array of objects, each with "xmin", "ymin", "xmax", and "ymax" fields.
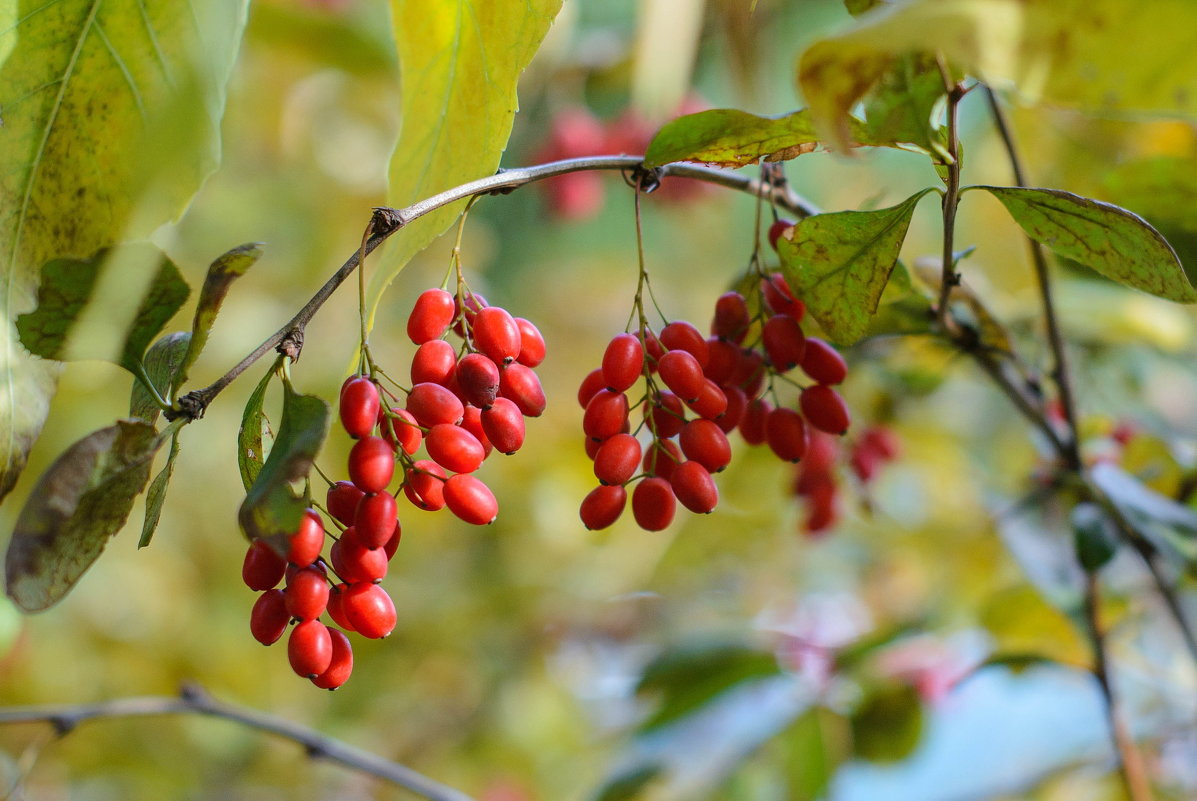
[{"xmin": 1, "ymin": 0, "xmax": 1196, "ymax": 799}]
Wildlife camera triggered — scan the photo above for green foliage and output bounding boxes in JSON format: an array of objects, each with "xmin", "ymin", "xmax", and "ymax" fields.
[
  {"xmin": 1071, "ymin": 502, "xmax": 1119, "ymax": 573},
  {"xmin": 16, "ymin": 247, "xmax": 191, "ymax": 371},
  {"xmin": 0, "ymin": 0, "xmax": 249, "ymax": 504},
  {"xmin": 978, "ymin": 186, "xmax": 1197, "ymax": 303},
  {"xmin": 777, "ymin": 190, "xmax": 933, "ymax": 343},
  {"xmin": 237, "ymin": 365, "xmax": 276, "ymax": 494},
  {"xmin": 799, "ymin": 0, "xmax": 1197, "ymax": 149},
  {"xmin": 645, "ymin": 109, "xmax": 823, "ymax": 168},
  {"xmin": 849, "ymin": 682, "xmax": 924, "ymax": 763},
  {"xmin": 367, "ymin": 0, "xmax": 562, "ymax": 321},
  {"xmin": 237, "ymin": 377, "xmax": 328, "ymax": 543},
  {"xmin": 139, "ymin": 427, "xmax": 182, "ymax": 550},
  {"xmin": 1089, "ymin": 462, "xmax": 1197, "ymax": 570},
  {"xmin": 129, "ymin": 332, "xmax": 192, "ymax": 424},
  {"xmin": 773, "ymin": 707, "xmax": 850, "ymax": 801},
  {"xmin": 861, "ymin": 53, "xmax": 948, "ymax": 160},
  {"xmin": 178, "ymin": 243, "xmax": 263, "ymax": 394},
  {"xmin": 4, "ymin": 420, "xmax": 165, "ymax": 612}
]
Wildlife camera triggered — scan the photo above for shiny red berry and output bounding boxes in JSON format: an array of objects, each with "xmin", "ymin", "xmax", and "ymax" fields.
[
  {"xmin": 670, "ymin": 460, "xmax": 719, "ymax": 514},
  {"xmin": 407, "ymin": 382, "xmax": 465, "ymax": 427},
  {"xmin": 766, "ymin": 408, "xmax": 808, "ymax": 462},
  {"xmin": 311, "ymin": 628, "xmax": 354, "ymax": 690},
  {"xmin": 660, "ymin": 321, "xmax": 709, "ymax": 368},
  {"xmin": 632, "ymin": 477, "xmax": 676, "ymax": 531},
  {"xmin": 800, "ymin": 338, "xmax": 848, "ymax": 385},
  {"xmin": 514, "ymin": 317, "xmax": 546, "ymax": 367},
  {"xmin": 326, "ymin": 481, "xmax": 365, "ymax": 527},
  {"xmin": 657, "ymin": 350, "xmax": 705, "ymax": 403},
  {"xmin": 481, "ymin": 397, "xmax": 525, "ymax": 454},
  {"xmin": 380, "ymin": 407, "xmax": 422, "ymax": 455},
  {"xmin": 679, "ymin": 419, "xmax": 732, "ymax": 473},
  {"xmin": 403, "ymin": 459, "xmax": 447, "ymax": 511},
  {"xmin": 348, "ymin": 436, "xmax": 395, "ymax": 493},
  {"xmin": 342, "ymin": 582, "xmax": 396, "ymax": 639},
  {"xmin": 711, "ymin": 292, "xmax": 750, "ymax": 343},
  {"xmin": 578, "ymin": 368, "xmax": 606, "ymax": 409},
  {"xmin": 800, "ymin": 385, "xmax": 851, "ymax": 435},
  {"xmin": 354, "ymin": 492, "xmax": 398, "ymax": 549},
  {"xmin": 407, "ymin": 288, "xmax": 456, "ymax": 345},
  {"xmin": 410, "ymin": 340, "xmax": 458, "ymax": 386},
  {"xmin": 444, "ymin": 474, "xmax": 499, "ymax": 525},
  {"xmin": 602, "ymin": 333, "xmax": 644, "ymax": 393},
  {"xmin": 426, "ymin": 423, "xmax": 486, "ymax": 474},
  {"xmin": 472, "ymin": 306, "xmax": 522, "ymax": 364},
  {"xmin": 242, "ymin": 539, "xmax": 286, "ymax": 591},
  {"xmin": 330, "ymin": 527, "xmax": 388, "ymax": 583},
  {"xmin": 287, "ymin": 509, "xmax": 324, "ymax": 567},
  {"xmin": 285, "ymin": 566, "xmax": 330, "ymax": 620},
  {"xmin": 499, "ymin": 363, "xmax": 546, "ymax": 417},
  {"xmin": 340, "ymin": 377, "xmax": 381, "ymax": 439},
  {"xmin": 456, "ymin": 353, "xmax": 501, "ymax": 409},
  {"xmin": 583, "ymin": 389, "xmax": 629, "ymax": 441},
  {"xmin": 579, "ymin": 484, "xmax": 627, "ymax": 530},
  {"xmin": 593, "ymin": 433, "xmax": 642, "ymax": 485},
  {"xmin": 762, "ymin": 314, "xmax": 807, "ymax": 371},
  {"xmin": 250, "ymin": 589, "xmax": 289, "ymax": 645},
  {"xmin": 288, "ymin": 619, "xmax": 333, "ymax": 678}
]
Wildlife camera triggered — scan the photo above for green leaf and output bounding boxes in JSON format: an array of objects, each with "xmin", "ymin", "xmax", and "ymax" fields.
[
  {"xmin": 238, "ymin": 381, "xmax": 329, "ymax": 543},
  {"xmin": 590, "ymin": 764, "xmax": 663, "ymax": 801},
  {"xmin": 5, "ymin": 420, "xmax": 165, "ymax": 612},
  {"xmin": 16, "ymin": 247, "xmax": 191, "ymax": 370},
  {"xmin": 139, "ymin": 423, "xmax": 183, "ymax": 549},
  {"xmin": 129, "ymin": 332, "xmax": 192, "ymax": 425},
  {"xmin": 975, "ymin": 652, "xmax": 1062, "ymax": 675},
  {"xmin": 798, "ymin": 0, "xmax": 1197, "ymax": 149},
  {"xmin": 776, "ymin": 190, "xmax": 933, "ymax": 344},
  {"xmin": 238, "ymin": 365, "xmax": 277, "ymax": 493},
  {"xmin": 368, "ymin": 0, "xmax": 562, "ymax": 322},
  {"xmin": 0, "ymin": 0, "xmax": 250, "ymax": 504},
  {"xmin": 644, "ymin": 109, "xmax": 822, "ymax": 168},
  {"xmin": 1071, "ymin": 502, "xmax": 1119, "ymax": 573},
  {"xmin": 636, "ymin": 640, "xmax": 782, "ymax": 732},
  {"xmin": 977, "ymin": 186, "xmax": 1197, "ymax": 304},
  {"xmin": 177, "ymin": 243, "xmax": 263, "ymax": 393},
  {"xmin": 861, "ymin": 53, "xmax": 948, "ymax": 159},
  {"xmin": 774, "ymin": 707, "xmax": 850, "ymax": 801},
  {"xmin": 849, "ymin": 682, "xmax": 924, "ymax": 763},
  {"xmin": 1089, "ymin": 462, "xmax": 1197, "ymax": 568}
]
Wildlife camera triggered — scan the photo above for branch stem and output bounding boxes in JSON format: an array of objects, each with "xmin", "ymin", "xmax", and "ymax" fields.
[{"xmin": 0, "ymin": 685, "xmax": 477, "ymax": 801}]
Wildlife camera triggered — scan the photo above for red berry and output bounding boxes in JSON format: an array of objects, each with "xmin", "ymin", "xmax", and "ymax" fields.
[
  {"xmin": 327, "ymin": 583, "xmax": 356, "ymax": 632},
  {"xmin": 514, "ymin": 317, "xmax": 546, "ymax": 367},
  {"xmin": 684, "ymin": 378, "xmax": 728, "ymax": 421},
  {"xmin": 287, "ymin": 509, "xmax": 324, "ymax": 567},
  {"xmin": 593, "ymin": 433, "xmax": 642, "ymax": 485},
  {"xmin": 730, "ymin": 349, "xmax": 767, "ymax": 396},
  {"xmin": 850, "ymin": 446, "xmax": 880, "ymax": 482},
  {"xmin": 602, "ymin": 333, "xmax": 644, "ymax": 393},
  {"xmin": 330, "ymin": 527, "xmax": 388, "ymax": 583},
  {"xmin": 250, "ymin": 589, "xmax": 289, "ymax": 645},
  {"xmin": 288, "ymin": 619, "xmax": 333, "ymax": 678},
  {"xmin": 578, "ymin": 367, "xmax": 606, "ymax": 409},
  {"xmin": 646, "ymin": 391, "xmax": 686, "ymax": 439},
  {"xmin": 403, "ymin": 459, "xmax": 447, "ymax": 511},
  {"xmin": 340, "ymin": 378, "xmax": 381, "ymax": 439},
  {"xmin": 348, "ymin": 436, "xmax": 395, "ymax": 493},
  {"xmin": 800, "ymin": 385, "xmax": 851, "ymax": 435},
  {"xmin": 583, "ymin": 389, "xmax": 630, "ymax": 441},
  {"xmin": 767, "ymin": 219, "xmax": 795, "ymax": 250},
  {"xmin": 660, "ymin": 321, "xmax": 709, "ymax": 368},
  {"xmin": 354, "ymin": 492, "xmax": 398, "ymax": 549},
  {"xmin": 383, "ymin": 523, "xmax": 402, "ymax": 559},
  {"xmin": 739, "ymin": 398, "xmax": 772, "ymax": 445},
  {"xmin": 803, "ymin": 481, "xmax": 838, "ymax": 534},
  {"xmin": 242, "ymin": 539, "xmax": 286, "ymax": 591},
  {"xmin": 499, "ymin": 363, "xmax": 546, "ymax": 417},
  {"xmin": 766, "ymin": 408, "xmax": 808, "ymax": 462},
  {"xmin": 407, "ymin": 288, "xmax": 455, "ymax": 345},
  {"xmin": 800, "ymin": 338, "xmax": 848, "ymax": 385},
  {"xmin": 472, "ymin": 306, "xmax": 522, "ymax": 364},
  {"xmin": 632, "ymin": 477, "xmax": 676, "ymax": 531},
  {"xmin": 452, "ymin": 292, "xmax": 488, "ymax": 337},
  {"xmin": 679, "ymin": 419, "xmax": 732, "ymax": 473},
  {"xmin": 481, "ymin": 397, "xmax": 525, "ymax": 454},
  {"xmin": 643, "ymin": 439, "xmax": 682, "ymax": 481},
  {"xmin": 285, "ymin": 566, "xmax": 330, "ymax": 620},
  {"xmin": 717, "ymin": 385, "xmax": 747, "ymax": 433},
  {"xmin": 795, "ymin": 433, "xmax": 838, "ymax": 496},
  {"xmin": 343, "ymin": 582, "xmax": 396, "ymax": 638},
  {"xmin": 584, "ymin": 434, "xmax": 603, "ymax": 461},
  {"xmin": 704, "ymin": 338, "xmax": 740, "ymax": 386},
  {"xmin": 762, "ymin": 314, "xmax": 807, "ymax": 371},
  {"xmin": 311, "ymin": 628, "xmax": 354, "ymax": 690},
  {"xmin": 762, "ymin": 273, "xmax": 805, "ymax": 320},
  {"xmin": 407, "ymin": 382, "xmax": 465, "ymax": 427},
  {"xmin": 860, "ymin": 426, "xmax": 900, "ymax": 460},
  {"xmin": 410, "ymin": 340, "xmax": 458, "ymax": 386},
  {"xmin": 444, "ymin": 474, "xmax": 498, "ymax": 525},
  {"xmin": 326, "ymin": 481, "xmax": 365, "ymax": 527},
  {"xmin": 670, "ymin": 460, "xmax": 719, "ymax": 514},
  {"xmin": 426, "ymin": 423, "xmax": 486, "ymax": 474},
  {"xmin": 456, "ymin": 353, "xmax": 501, "ymax": 409},
  {"xmin": 579, "ymin": 484, "xmax": 627, "ymax": 530},
  {"xmin": 640, "ymin": 328, "xmax": 666, "ymax": 368},
  {"xmin": 657, "ymin": 350, "xmax": 705, "ymax": 403},
  {"xmin": 380, "ymin": 407, "xmax": 422, "ymax": 455},
  {"xmin": 460, "ymin": 405, "xmax": 494, "ymax": 458},
  {"xmin": 711, "ymin": 292, "xmax": 750, "ymax": 343}
]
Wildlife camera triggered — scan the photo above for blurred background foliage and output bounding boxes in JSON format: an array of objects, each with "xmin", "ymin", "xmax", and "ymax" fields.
[{"xmin": 1, "ymin": 0, "xmax": 1196, "ymax": 799}]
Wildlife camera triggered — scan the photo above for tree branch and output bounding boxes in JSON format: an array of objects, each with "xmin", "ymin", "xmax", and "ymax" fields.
[
  {"xmin": 0, "ymin": 684, "xmax": 477, "ymax": 801},
  {"xmin": 166, "ymin": 156, "xmax": 818, "ymax": 421}
]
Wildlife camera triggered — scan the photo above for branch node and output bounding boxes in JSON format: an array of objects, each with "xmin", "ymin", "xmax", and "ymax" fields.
[
  {"xmin": 165, "ymin": 390, "xmax": 210, "ymax": 422},
  {"xmin": 622, "ymin": 165, "xmax": 662, "ymax": 194},
  {"xmin": 49, "ymin": 715, "xmax": 76, "ymax": 736},
  {"xmin": 277, "ymin": 329, "xmax": 304, "ymax": 361},
  {"xmin": 369, "ymin": 207, "xmax": 406, "ymax": 238},
  {"xmin": 178, "ymin": 682, "xmax": 209, "ymax": 706}
]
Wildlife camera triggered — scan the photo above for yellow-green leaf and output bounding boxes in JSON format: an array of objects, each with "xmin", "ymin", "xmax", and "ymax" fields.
[
  {"xmin": 777, "ymin": 189, "xmax": 934, "ymax": 344},
  {"xmin": 0, "ymin": 0, "xmax": 250, "ymax": 504},
  {"xmin": 368, "ymin": 0, "xmax": 562, "ymax": 319},
  {"xmin": 177, "ymin": 242, "xmax": 263, "ymax": 393},
  {"xmin": 798, "ymin": 0, "xmax": 1197, "ymax": 150},
  {"xmin": 644, "ymin": 109, "xmax": 823, "ymax": 168}
]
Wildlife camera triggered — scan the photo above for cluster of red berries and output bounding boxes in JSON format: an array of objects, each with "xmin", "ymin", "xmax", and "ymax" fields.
[
  {"xmin": 793, "ymin": 426, "xmax": 900, "ymax": 534},
  {"xmin": 577, "ymin": 249, "xmax": 853, "ymax": 531},
  {"xmin": 240, "ymin": 289, "xmax": 546, "ymax": 689}
]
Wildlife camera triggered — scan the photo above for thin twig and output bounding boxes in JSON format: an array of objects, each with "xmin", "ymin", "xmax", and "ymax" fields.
[
  {"xmin": 165, "ymin": 156, "xmax": 818, "ymax": 422},
  {"xmin": 0, "ymin": 684, "xmax": 477, "ymax": 801},
  {"xmin": 935, "ymin": 60, "xmax": 965, "ymax": 335},
  {"xmin": 1082, "ymin": 575, "xmax": 1155, "ymax": 801},
  {"xmin": 984, "ymin": 86, "xmax": 1082, "ymax": 471}
]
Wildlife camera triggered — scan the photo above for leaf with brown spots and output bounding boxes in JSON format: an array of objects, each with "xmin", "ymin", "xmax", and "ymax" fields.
[
  {"xmin": 645, "ymin": 109, "xmax": 825, "ymax": 168},
  {"xmin": 777, "ymin": 190, "xmax": 934, "ymax": 344},
  {"xmin": 5, "ymin": 420, "xmax": 166, "ymax": 612},
  {"xmin": 0, "ymin": 0, "xmax": 251, "ymax": 505},
  {"xmin": 979, "ymin": 186, "xmax": 1197, "ymax": 303}
]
